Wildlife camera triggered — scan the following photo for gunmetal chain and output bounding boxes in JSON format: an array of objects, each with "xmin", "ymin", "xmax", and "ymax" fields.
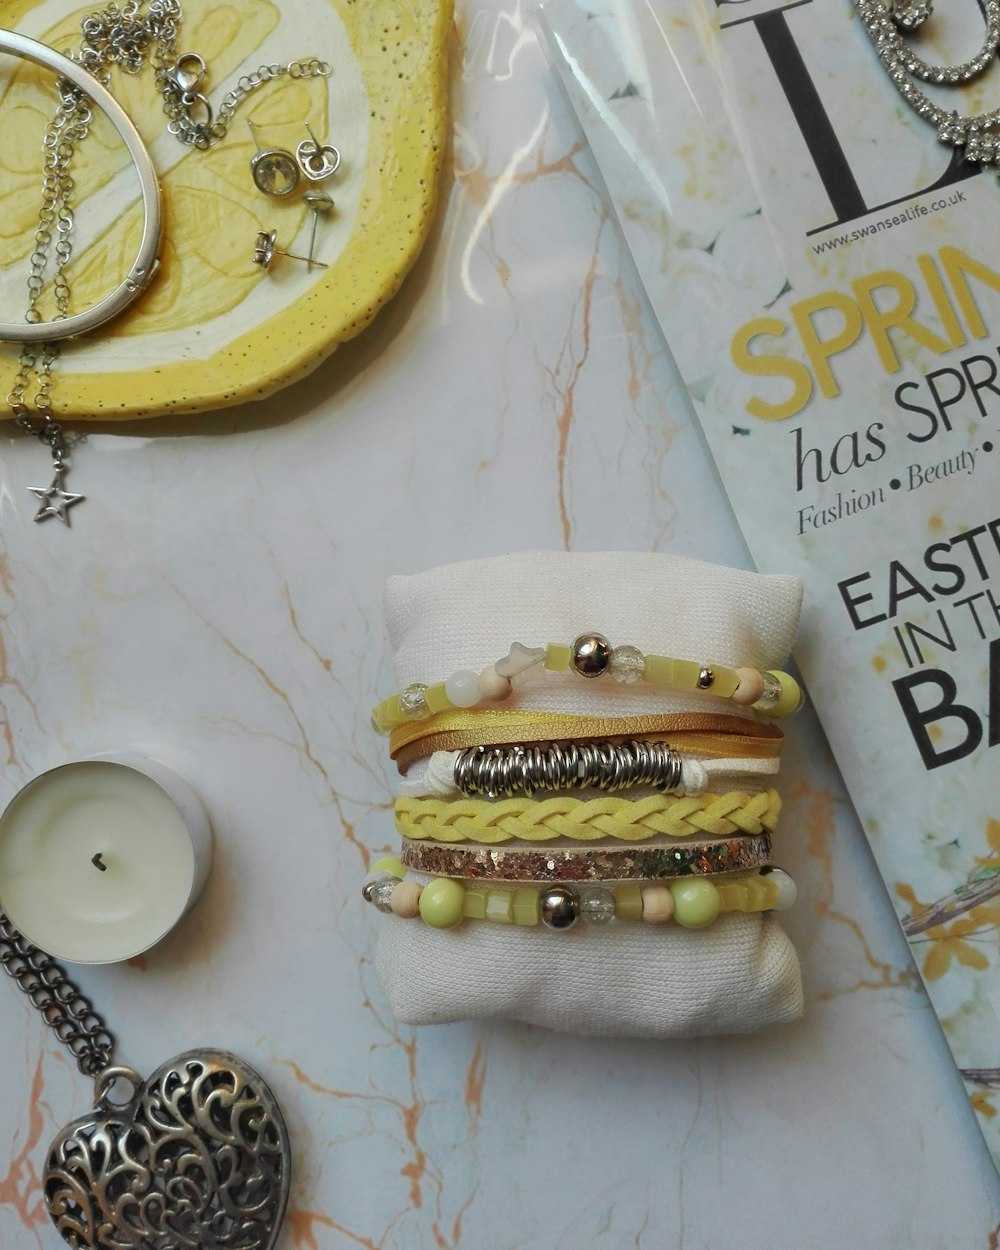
[{"xmin": 0, "ymin": 914, "xmax": 114, "ymax": 1076}]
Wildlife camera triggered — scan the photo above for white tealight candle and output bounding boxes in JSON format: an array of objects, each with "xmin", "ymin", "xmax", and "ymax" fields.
[{"xmin": 0, "ymin": 756, "xmax": 212, "ymax": 964}]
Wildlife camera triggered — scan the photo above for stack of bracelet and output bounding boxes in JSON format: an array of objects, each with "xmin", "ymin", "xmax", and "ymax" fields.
[{"xmin": 366, "ymin": 632, "xmax": 803, "ymax": 933}]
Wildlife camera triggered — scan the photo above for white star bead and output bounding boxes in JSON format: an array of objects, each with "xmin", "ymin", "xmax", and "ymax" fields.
[{"xmin": 495, "ymin": 642, "xmax": 546, "ymax": 680}]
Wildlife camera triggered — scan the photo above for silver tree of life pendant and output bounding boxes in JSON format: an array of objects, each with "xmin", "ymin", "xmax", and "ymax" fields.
[{"xmin": 43, "ymin": 1050, "xmax": 291, "ymax": 1249}]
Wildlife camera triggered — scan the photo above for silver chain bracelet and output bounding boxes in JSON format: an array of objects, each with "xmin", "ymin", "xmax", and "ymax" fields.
[{"xmin": 2, "ymin": 1, "xmax": 331, "ymax": 524}]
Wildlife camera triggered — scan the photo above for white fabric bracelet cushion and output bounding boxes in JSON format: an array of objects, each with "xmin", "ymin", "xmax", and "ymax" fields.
[{"xmin": 376, "ymin": 550, "xmax": 804, "ymax": 1038}]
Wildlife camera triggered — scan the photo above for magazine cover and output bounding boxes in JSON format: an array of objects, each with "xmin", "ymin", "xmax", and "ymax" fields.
[{"xmin": 542, "ymin": 0, "xmax": 1000, "ymax": 1164}]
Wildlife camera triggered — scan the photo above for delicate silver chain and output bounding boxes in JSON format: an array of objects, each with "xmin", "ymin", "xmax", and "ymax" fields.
[
  {"xmin": 160, "ymin": 56, "xmax": 332, "ymax": 149},
  {"xmin": 453, "ymin": 740, "xmax": 685, "ymax": 799},
  {"xmin": 7, "ymin": 74, "xmax": 96, "ymax": 459},
  {"xmin": 0, "ymin": 913, "xmax": 114, "ymax": 1076},
  {"xmin": 10, "ymin": 0, "xmax": 330, "ymax": 491},
  {"xmin": 858, "ymin": 0, "xmax": 1000, "ymax": 163}
]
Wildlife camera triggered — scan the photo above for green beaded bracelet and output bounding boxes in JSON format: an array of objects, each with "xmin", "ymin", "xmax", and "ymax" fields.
[{"xmin": 361, "ymin": 866, "xmax": 797, "ymax": 931}]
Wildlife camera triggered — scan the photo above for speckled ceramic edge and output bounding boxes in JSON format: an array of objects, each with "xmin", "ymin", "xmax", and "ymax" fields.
[{"xmin": 0, "ymin": 0, "xmax": 452, "ymax": 420}]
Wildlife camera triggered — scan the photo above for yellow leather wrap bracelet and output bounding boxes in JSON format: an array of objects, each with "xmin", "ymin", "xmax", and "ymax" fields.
[{"xmin": 389, "ymin": 709, "xmax": 784, "ymax": 772}]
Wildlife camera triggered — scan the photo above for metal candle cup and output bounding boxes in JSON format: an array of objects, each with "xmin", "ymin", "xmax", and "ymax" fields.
[{"xmin": 0, "ymin": 755, "xmax": 212, "ymax": 964}]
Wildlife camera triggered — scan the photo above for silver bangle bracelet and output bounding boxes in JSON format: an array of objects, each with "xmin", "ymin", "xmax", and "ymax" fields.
[{"xmin": 0, "ymin": 29, "xmax": 162, "ymax": 343}]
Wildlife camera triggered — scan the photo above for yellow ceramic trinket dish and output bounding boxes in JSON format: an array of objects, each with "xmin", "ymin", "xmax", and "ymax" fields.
[{"xmin": 0, "ymin": 0, "xmax": 451, "ymax": 419}]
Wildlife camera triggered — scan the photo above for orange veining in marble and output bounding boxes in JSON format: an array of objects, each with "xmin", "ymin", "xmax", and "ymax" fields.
[
  {"xmin": 288, "ymin": 1208, "xmax": 378, "ymax": 1249},
  {"xmin": 0, "ymin": 1054, "xmax": 47, "ymax": 1232},
  {"xmin": 182, "ymin": 596, "xmax": 371, "ymax": 867},
  {"xmin": 790, "ymin": 779, "xmax": 918, "ymax": 997},
  {"xmin": 463, "ymin": 1042, "xmax": 486, "ymax": 1122},
  {"xmin": 550, "ymin": 209, "xmax": 606, "ymax": 549}
]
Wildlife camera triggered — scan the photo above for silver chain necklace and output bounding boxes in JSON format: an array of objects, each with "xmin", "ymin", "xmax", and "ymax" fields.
[
  {"xmin": 8, "ymin": 0, "xmax": 329, "ymax": 524},
  {"xmin": 859, "ymin": 0, "xmax": 1000, "ymax": 163},
  {"xmin": 1, "ymin": 911, "xmax": 292, "ymax": 1249}
]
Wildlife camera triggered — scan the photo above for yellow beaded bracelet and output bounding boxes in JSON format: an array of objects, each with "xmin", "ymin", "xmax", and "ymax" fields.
[
  {"xmin": 395, "ymin": 790, "xmax": 782, "ymax": 844},
  {"xmin": 361, "ymin": 865, "xmax": 797, "ymax": 930},
  {"xmin": 371, "ymin": 633, "xmax": 804, "ymax": 735}
]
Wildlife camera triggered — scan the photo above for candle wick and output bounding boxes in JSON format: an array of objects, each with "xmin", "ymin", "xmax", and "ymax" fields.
[{"xmin": 91, "ymin": 853, "xmax": 107, "ymax": 872}]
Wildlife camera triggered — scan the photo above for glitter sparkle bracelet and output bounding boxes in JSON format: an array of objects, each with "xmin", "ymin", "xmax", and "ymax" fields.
[{"xmin": 398, "ymin": 832, "xmax": 774, "ymax": 883}]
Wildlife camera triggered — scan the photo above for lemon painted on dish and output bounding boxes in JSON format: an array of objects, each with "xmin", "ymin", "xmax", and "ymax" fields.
[{"xmin": 0, "ymin": 0, "xmax": 452, "ymax": 418}]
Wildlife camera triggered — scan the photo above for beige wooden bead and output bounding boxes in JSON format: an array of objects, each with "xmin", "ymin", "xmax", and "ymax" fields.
[
  {"xmin": 732, "ymin": 666, "xmax": 765, "ymax": 705},
  {"xmin": 478, "ymin": 664, "xmax": 513, "ymax": 702},
  {"xmin": 641, "ymin": 885, "xmax": 675, "ymax": 924},
  {"xmin": 390, "ymin": 880, "xmax": 423, "ymax": 919}
]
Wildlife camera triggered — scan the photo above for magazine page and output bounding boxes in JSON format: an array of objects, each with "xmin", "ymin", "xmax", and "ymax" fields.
[{"xmin": 541, "ymin": 0, "xmax": 1000, "ymax": 1163}]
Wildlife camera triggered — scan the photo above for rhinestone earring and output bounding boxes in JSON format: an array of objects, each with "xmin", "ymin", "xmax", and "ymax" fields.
[
  {"xmin": 890, "ymin": 0, "xmax": 932, "ymax": 28},
  {"xmin": 303, "ymin": 192, "xmax": 335, "ymax": 271},
  {"xmin": 248, "ymin": 120, "xmax": 300, "ymax": 198},
  {"xmin": 252, "ymin": 229, "xmax": 328, "ymax": 271},
  {"xmin": 296, "ymin": 122, "xmax": 341, "ymax": 182}
]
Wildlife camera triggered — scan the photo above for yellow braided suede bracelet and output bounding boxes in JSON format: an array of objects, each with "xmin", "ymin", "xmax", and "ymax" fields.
[{"xmin": 394, "ymin": 789, "xmax": 782, "ymax": 844}]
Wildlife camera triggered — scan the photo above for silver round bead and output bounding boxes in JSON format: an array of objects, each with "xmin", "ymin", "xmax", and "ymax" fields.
[
  {"xmin": 571, "ymin": 633, "xmax": 612, "ymax": 678},
  {"xmin": 540, "ymin": 885, "xmax": 580, "ymax": 930},
  {"xmin": 696, "ymin": 665, "xmax": 715, "ymax": 689}
]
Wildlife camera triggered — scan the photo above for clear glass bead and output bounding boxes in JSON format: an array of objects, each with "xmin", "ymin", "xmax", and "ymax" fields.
[
  {"xmin": 580, "ymin": 887, "xmax": 616, "ymax": 924},
  {"xmin": 608, "ymin": 644, "xmax": 645, "ymax": 685},
  {"xmin": 754, "ymin": 671, "xmax": 782, "ymax": 711},
  {"xmin": 370, "ymin": 879, "xmax": 396, "ymax": 914},
  {"xmin": 399, "ymin": 682, "xmax": 431, "ymax": 720}
]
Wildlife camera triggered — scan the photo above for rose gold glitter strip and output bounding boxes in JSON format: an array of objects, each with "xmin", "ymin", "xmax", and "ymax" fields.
[{"xmin": 398, "ymin": 833, "xmax": 773, "ymax": 882}]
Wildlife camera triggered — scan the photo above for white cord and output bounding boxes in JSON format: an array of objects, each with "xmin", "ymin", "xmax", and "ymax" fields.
[{"xmin": 397, "ymin": 752, "xmax": 779, "ymax": 798}]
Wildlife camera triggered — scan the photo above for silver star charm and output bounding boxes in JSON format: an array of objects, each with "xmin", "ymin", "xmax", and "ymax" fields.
[{"xmin": 28, "ymin": 468, "xmax": 84, "ymax": 525}]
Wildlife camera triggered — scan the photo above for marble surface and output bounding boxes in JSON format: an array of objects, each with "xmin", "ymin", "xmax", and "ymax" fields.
[{"xmin": 1, "ymin": 3, "xmax": 999, "ymax": 1246}]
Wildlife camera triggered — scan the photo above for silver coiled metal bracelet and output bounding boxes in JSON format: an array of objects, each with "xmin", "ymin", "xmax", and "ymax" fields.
[{"xmin": 453, "ymin": 740, "xmax": 685, "ymax": 799}]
